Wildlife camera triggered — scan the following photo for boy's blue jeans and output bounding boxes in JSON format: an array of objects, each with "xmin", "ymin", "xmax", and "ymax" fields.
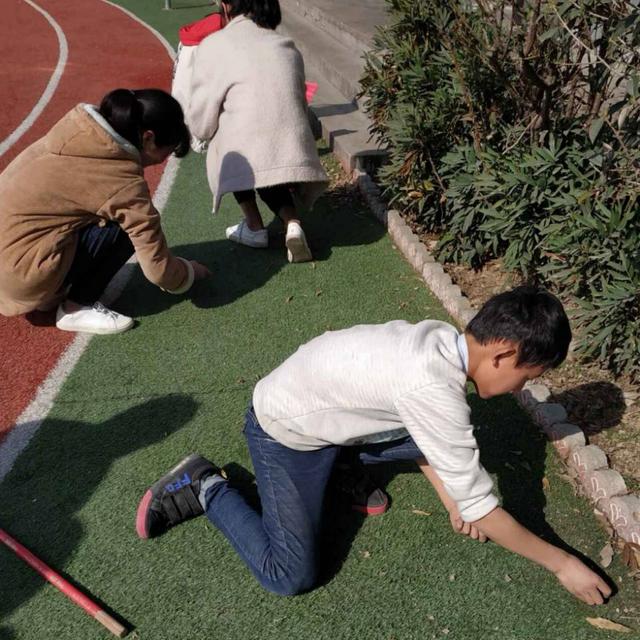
[{"xmin": 203, "ymin": 405, "xmax": 422, "ymax": 596}]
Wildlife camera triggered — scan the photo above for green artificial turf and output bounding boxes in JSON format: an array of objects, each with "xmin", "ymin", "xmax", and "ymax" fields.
[{"xmin": 1, "ymin": 5, "xmax": 639, "ymax": 639}]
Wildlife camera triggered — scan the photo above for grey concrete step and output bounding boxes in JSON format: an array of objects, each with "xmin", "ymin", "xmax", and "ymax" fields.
[
  {"xmin": 303, "ymin": 59, "xmax": 387, "ymax": 174},
  {"xmin": 278, "ymin": 0, "xmax": 389, "ymax": 175},
  {"xmin": 280, "ymin": 0, "xmax": 389, "ymax": 54},
  {"xmin": 279, "ymin": 7, "xmax": 365, "ymax": 105}
]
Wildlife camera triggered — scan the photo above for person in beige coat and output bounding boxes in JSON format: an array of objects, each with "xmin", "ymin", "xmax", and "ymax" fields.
[
  {"xmin": 185, "ymin": 0, "xmax": 328, "ymax": 263},
  {"xmin": 0, "ymin": 89, "xmax": 210, "ymax": 334}
]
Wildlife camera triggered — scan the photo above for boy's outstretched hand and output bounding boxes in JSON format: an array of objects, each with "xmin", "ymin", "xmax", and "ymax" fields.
[
  {"xmin": 418, "ymin": 462, "xmax": 612, "ymax": 605},
  {"xmin": 554, "ymin": 554, "xmax": 612, "ymax": 605},
  {"xmin": 474, "ymin": 507, "xmax": 613, "ymax": 605}
]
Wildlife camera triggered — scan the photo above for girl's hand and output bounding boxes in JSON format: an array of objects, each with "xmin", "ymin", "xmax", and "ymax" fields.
[{"xmin": 190, "ymin": 260, "xmax": 211, "ymax": 280}]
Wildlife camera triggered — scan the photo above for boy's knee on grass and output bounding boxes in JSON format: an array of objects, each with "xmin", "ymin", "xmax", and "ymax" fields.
[{"xmin": 261, "ymin": 569, "xmax": 316, "ymax": 597}]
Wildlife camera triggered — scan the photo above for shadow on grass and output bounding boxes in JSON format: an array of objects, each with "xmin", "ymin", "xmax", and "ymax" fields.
[
  {"xmin": 115, "ymin": 182, "xmax": 385, "ymax": 318},
  {"xmin": 0, "ymin": 394, "xmax": 199, "ymax": 638},
  {"xmin": 471, "ymin": 393, "xmax": 615, "ymax": 591},
  {"xmin": 316, "ymin": 392, "xmax": 615, "ymax": 590},
  {"xmin": 552, "ymin": 381, "xmax": 626, "ymax": 436}
]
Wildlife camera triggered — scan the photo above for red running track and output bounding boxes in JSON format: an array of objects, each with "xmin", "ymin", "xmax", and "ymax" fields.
[
  {"xmin": 0, "ymin": 0, "xmax": 59, "ymax": 146},
  {"xmin": 0, "ymin": 0, "xmax": 174, "ymax": 440}
]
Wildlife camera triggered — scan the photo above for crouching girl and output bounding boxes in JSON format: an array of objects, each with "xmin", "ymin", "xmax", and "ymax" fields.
[{"xmin": 0, "ymin": 88, "xmax": 209, "ymax": 334}]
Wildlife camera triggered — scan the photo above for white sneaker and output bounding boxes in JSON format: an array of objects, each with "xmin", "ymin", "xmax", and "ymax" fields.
[
  {"xmin": 225, "ymin": 221, "xmax": 268, "ymax": 248},
  {"xmin": 285, "ymin": 222, "xmax": 312, "ymax": 263},
  {"xmin": 55, "ymin": 302, "xmax": 134, "ymax": 335}
]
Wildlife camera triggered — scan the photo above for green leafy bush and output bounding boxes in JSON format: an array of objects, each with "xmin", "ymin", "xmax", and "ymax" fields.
[{"xmin": 361, "ymin": 0, "xmax": 640, "ymax": 379}]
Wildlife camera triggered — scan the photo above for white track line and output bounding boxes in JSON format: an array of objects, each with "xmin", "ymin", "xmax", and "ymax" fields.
[
  {"xmin": 0, "ymin": 3, "xmax": 179, "ymax": 483},
  {"xmin": 100, "ymin": 0, "xmax": 176, "ymax": 61},
  {"xmin": 0, "ymin": 0, "xmax": 68, "ymax": 158}
]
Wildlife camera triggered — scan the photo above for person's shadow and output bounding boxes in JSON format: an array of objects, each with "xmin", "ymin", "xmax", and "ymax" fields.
[
  {"xmin": 470, "ymin": 392, "xmax": 615, "ymax": 589},
  {"xmin": 552, "ymin": 381, "xmax": 626, "ymax": 437},
  {"xmin": 0, "ymin": 394, "xmax": 199, "ymax": 639},
  {"xmin": 116, "ymin": 149, "xmax": 385, "ymax": 319}
]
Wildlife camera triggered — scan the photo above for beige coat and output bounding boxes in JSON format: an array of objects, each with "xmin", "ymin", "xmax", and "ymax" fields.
[
  {"xmin": 186, "ymin": 15, "xmax": 328, "ymax": 212},
  {"xmin": 0, "ymin": 105, "xmax": 192, "ymax": 316}
]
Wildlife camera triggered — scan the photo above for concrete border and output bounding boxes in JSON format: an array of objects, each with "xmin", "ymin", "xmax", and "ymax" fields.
[{"xmin": 354, "ymin": 168, "xmax": 640, "ymax": 551}]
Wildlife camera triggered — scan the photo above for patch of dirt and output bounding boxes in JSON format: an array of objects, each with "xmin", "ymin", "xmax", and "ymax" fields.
[{"xmin": 424, "ymin": 244, "xmax": 640, "ymax": 493}]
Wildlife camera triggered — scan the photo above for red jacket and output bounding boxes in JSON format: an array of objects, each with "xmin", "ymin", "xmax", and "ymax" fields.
[{"xmin": 179, "ymin": 13, "xmax": 225, "ymax": 46}]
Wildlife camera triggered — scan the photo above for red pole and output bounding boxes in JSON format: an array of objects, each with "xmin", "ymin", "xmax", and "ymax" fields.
[{"xmin": 0, "ymin": 527, "xmax": 126, "ymax": 637}]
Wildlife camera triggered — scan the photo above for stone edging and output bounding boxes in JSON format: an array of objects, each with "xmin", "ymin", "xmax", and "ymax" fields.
[{"xmin": 354, "ymin": 169, "xmax": 640, "ymax": 551}]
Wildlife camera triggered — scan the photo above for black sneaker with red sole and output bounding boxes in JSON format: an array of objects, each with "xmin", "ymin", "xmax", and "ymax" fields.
[
  {"xmin": 332, "ymin": 464, "xmax": 389, "ymax": 516},
  {"xmin": 136, "ymin": 453, "xmax": 219, "ymax": 539}
]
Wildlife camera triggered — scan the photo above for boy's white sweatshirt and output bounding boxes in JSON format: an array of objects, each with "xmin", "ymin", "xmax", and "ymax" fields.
[{"xmin": 253, "ymin": 320, "xmax": 499, "ymax": 522}]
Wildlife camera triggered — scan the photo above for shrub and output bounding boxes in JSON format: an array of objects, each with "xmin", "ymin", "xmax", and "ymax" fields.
[{"xmin": 361, "ymin": 0, "xmax": 640, "ymax": 379}]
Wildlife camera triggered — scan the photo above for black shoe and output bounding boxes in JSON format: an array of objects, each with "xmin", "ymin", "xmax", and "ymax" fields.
[
  {"xmin": 333, "ymin": 464, "xmax": 389, "ymax": 516},
  {"xmin": 136, "ymin": 454, "xmax": 219, "ymax": 539}
]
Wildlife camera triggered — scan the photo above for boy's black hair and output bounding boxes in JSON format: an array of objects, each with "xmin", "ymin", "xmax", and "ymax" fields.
[
  {"xmin": 99, "ymin": 89, "xmax": 190, "ymax": 158},
  {"xmin": 222, "ymin": 0, "xmax": 281, "ymax": 29},
  {"xmin": 465, "ymin": 285, "xmax": 571, "ymax": 369}
]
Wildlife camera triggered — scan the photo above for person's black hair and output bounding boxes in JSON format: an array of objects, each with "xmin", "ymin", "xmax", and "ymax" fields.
[
  {"xmin": 222, "ymin": 0, "xmax": 281, "ymax": 29},
  {"xmin": 98, "ymin": 88, "xmax": 190, "ymax": 158},
  {"xmin": 465, "ymin": 285, "xmax": 571, "ymax": 369}
]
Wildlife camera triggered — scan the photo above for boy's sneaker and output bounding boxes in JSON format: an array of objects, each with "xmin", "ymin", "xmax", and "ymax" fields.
[
  {"xmin": 225, "ymin": 220, "xmax": 268, "ymax": 248},
  {"xmin": 285, "ymin": 222, "xmax": 312, "ymax": 263},
  {"xmin": 55, "ymin": 302, "xmax": 134, "ymax": 334},
  {"xmin": 333, "ymin": 465, "xmax": 389, "ymax": 516},
  {"xmin": 136, "ymin": 454, "xmax": 220, "ymax": 539}
]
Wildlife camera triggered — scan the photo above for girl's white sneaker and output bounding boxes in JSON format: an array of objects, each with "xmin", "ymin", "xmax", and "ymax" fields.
[
  {"xmin": 285, "ymin": 222, "xmax": 312, "ymax": 263},
  {"xmin": 225, "ymin": 220, "xmax": 268, "ymax": 248},
  {"xmin": 55, "ymin": 302, "xmax": 134, "ymax": 335}
]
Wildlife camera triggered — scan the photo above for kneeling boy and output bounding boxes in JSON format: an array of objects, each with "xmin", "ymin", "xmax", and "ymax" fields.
[{"xmin": 136, "ymin": 286, "xmax": 611, "ymax": 604}]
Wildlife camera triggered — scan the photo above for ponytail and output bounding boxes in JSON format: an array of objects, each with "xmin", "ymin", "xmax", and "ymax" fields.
[
  {"xmin": 99, "ymin": 88, "xmax": 191, "ymax": 158},
  {"xmin": 223, "ymin": 0, "xmax": 281, "ymax": 29},
  {"xmin": 99, "ymin": 89, "xmax": 144, "ymax": 149}
]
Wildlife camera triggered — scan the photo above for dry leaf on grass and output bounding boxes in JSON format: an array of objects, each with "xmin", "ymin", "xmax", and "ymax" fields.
[
  {"xmin": 600, "ymin": 543, "xmax": 614, "ymax": 568},
  {"xmin": 542, "ymin": 477, "xmax": 551, "ymax": 491},
  {"xmin": 586, "ymin": 617, "xmax": 632, "ymax": 633},
  {"xmin": 622, "ymin": 542, "xmax": 640, "ymax": 571},
  {"xmin": 557, "ymin": 471, "xmax": 580, "ymax": 492},
  {"xmin": 412, "ymin": 509, "xmax": 432, "ymax": 516},
  {"xmin": 594, "ymin": 508, "xmax": 615, "ymax": 537}
]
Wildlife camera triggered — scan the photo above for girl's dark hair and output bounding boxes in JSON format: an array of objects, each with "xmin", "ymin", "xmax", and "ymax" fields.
[
  {"xmin": 466, "ymin": 286, "xmax": 572, "ymax": 369},
  {"xmin": 98, "ymin": 88, "xmax": 190, "ymax": 158},
  {"xmin": 223, "ymin": 0, "xmax": 281, "ymax": 29}
]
